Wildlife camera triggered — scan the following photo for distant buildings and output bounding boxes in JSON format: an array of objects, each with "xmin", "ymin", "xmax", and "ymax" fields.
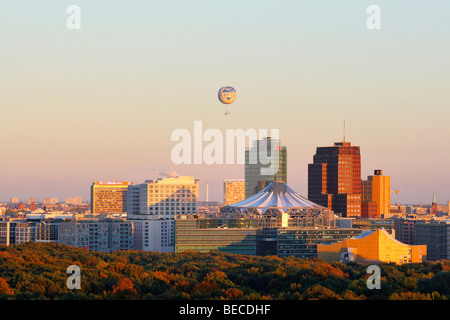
[
  {"xmin": 223, "ymin": 179, "xmax": 245, "ymax": 206},
  {"xmin": 66, "ymin": 196, "xmax": 83, "ymax": 206},
  {"xmin": 43, "ymin": 198, "xmax": 59, "ymax": 205},
  {"xmin": 308, "ymin": 141, "xmax": 362, "ymax": 217},
  {"xmin": 431, "ymin": 192, "xmax": 437, "ymax": 215},
  {"xmin": 318, "ymin": 228, "xmax": 427, "ymax": 264},
  {"xmin": 0, "ymin": 213, "xmax": 133, "ymax": 253},
  {"xmin": 181, "ymin": 181, "xmax": 364, "ymax": 258},
  {"xmin": 90, "ymin": 181, "xmax": 133, "ymax": 214},
  {"xmin": 362, "ymin": 170, "xmax": 391, "ymax": 218},
  {"xmin": 127, "ymin": 176, "xmax": 199, "ymax": 252},
  {"xmin": 245, "ymin": 137, "xmax": 287, "ymax": 198}
]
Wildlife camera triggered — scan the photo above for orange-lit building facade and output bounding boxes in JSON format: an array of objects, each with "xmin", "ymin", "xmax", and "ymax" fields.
[
  {"xmin": 90, "ymin": 181, "xmax": 133, "ymax": 214},
  {"xmin": 308, "ymin": 141, "xmax": 361, "ymax": 217},
  {"xmin": 317, "ymin": 228, "xmax": 427, "ymax": 264},
  {"xmin": 361, "ymin": 201, "xmax": 377, "ymax": 218},
  {"xmin": 223, "ymin": 179, "xmax": 245, "ymax": 206},
  {"xmin": 362, "ymin": 170, "xmax": 391, "ymax": 218}
]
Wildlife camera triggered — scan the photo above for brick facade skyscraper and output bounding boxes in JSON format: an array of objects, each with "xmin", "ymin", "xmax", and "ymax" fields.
[{"xmin": 308, "ymin": 141, "xmax": 361, "ymax": 217}]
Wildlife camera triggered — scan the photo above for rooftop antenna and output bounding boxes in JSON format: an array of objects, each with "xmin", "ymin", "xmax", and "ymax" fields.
[{"xmin": 343, "ymin": 120, "xmax": 346, "ymax": 142}]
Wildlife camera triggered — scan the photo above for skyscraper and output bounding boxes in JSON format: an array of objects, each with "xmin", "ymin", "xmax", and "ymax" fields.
[
  {"xmin": 308, "ymin": 141, "xmax": 361, "ymax": 217},
  {"xmin": 362, "ymin": 170, "xmax": 391, "ymax": 218},
  {"xmin": 223, "ymin": 179, "xmax": 245, "ymax": 206},
  {"xmin": 245, "ymin": 137, "xmax": 287, "ymax": 198},
  {"xmin": 90, "ymin": 181, "xmax": 133, "ymax": 214}
]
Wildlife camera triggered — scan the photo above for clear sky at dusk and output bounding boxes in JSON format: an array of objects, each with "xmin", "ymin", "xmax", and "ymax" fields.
[{"xmin": 1, "ymin": 1, "xmax": 449, "ymax": 204}]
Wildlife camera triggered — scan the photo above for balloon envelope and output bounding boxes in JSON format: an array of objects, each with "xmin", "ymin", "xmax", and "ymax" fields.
[{"xmin": 218, "ymin": 86, "xmax": 237, "ymax": 104}]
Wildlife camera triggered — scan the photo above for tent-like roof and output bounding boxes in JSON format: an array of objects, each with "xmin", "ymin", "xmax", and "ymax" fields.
[{"xmin": 223, "ymin": 181, "xmax": 324, "ymax": 215}]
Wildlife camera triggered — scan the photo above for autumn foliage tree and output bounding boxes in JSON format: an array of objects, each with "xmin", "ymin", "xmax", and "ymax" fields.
[{"xmin": 0, "ymin": 242, "xmax": 449, "ymax": 300}]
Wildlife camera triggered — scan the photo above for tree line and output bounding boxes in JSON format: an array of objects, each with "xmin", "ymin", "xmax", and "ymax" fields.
[{"xmin": 0, "ymin": 242, "xmax": 449, "ymax": 300}]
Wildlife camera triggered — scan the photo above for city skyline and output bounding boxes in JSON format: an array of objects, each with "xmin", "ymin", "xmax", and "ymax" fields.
[{"xmin": 1, "ymin": 1, "xmax": 449, "ymax": 204}]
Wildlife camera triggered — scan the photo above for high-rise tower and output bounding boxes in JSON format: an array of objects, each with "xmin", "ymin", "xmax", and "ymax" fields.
[
  {"xmin": 362, "ymin": 170, "xmax": 391, "ymax": 218},
  {"xmin": 308, "ymin": 141, "xmax": 361, "ymax": 217},
  {"xmin": 245, "ymin": 137, "xmax": 287, "ymax": 198}
]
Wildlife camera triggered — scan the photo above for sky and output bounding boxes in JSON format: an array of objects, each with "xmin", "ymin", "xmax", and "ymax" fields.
[{"xmin": 0, "ymin": 1, "xmax": 449, "ymax": 205}]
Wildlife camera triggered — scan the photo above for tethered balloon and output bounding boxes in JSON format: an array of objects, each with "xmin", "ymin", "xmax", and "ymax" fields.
[{"xmin": 218, "ymin": 86, "xmax": 237, "ymax": 116}]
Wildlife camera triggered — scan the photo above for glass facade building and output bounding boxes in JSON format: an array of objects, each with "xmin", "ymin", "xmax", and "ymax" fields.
[
  {"xmin": 175, "ymin": 216, "xmax": 258, "ymax": 255},
  {"xmin": 245, "ymin": 137, "xmax": 287, "ymax": 198},
  {"xmin": 277, "ymin": 228, "xmax": 363, "ymax": 258}
]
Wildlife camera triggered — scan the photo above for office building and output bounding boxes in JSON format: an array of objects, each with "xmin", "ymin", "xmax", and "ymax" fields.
[
  {"xmin": 223, "ymin": 179, "xmax": 245, "ymax": 205},
  {"xmin": 361, "ymin": 202, "xmax": 377, "ymax": 218},
  {"xmin": 90, "ymin": 181, "xmax": 133, "ymax": 214},
  {"xmin": 394, "ymin": 218, "xmax": 417, "ymax": 245},
  {"xmin": 352, "ymin": 218, "xmax": 394, "ymax": 234},
  {"xmin": 362, "ymin": 170, "xmax": 391, "ymax": 218},
  {"xmin": 175, "ymin": 215, "xmax": 258, "ymax": 255},
  {"xmin": 318, "ymin": 228, "xmax": 427, "ymax": 264},
  {"xmin": 128, "ymin": 176, "xmax": 199, "ymax": 252},
  {"xmin": 127, "ymin": 176, "xmax": 199, "ymax": 220},
  {"xmin": 277, "ymin": 228, "xmax": 362, "ymax": 258},
  {"xmin": 245, "ymin": 137, "xmax": 287, "ymax": 198},
  {"xmin": 308, "ymin": 141, "xmax": 361, "ymax": 217},
  {"xmin": 414, "ymin": 220, "xmax": 450, "ymax": 261}
]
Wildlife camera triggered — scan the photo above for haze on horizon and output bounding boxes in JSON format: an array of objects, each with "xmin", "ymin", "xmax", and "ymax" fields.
[{"xmin": 0, "ymin": 1, "xmax": 449, "ymax": 205}]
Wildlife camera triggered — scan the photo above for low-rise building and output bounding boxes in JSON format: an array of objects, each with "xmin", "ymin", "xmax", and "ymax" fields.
[{"xmin": 317, "ymin": 228, "xmax": 427, "ymax": 264}]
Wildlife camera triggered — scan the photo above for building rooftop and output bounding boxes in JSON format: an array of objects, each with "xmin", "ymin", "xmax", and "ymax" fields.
[{"xmin": 224, "ymin": 181, "xmax": 324, "ymax": 214}]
